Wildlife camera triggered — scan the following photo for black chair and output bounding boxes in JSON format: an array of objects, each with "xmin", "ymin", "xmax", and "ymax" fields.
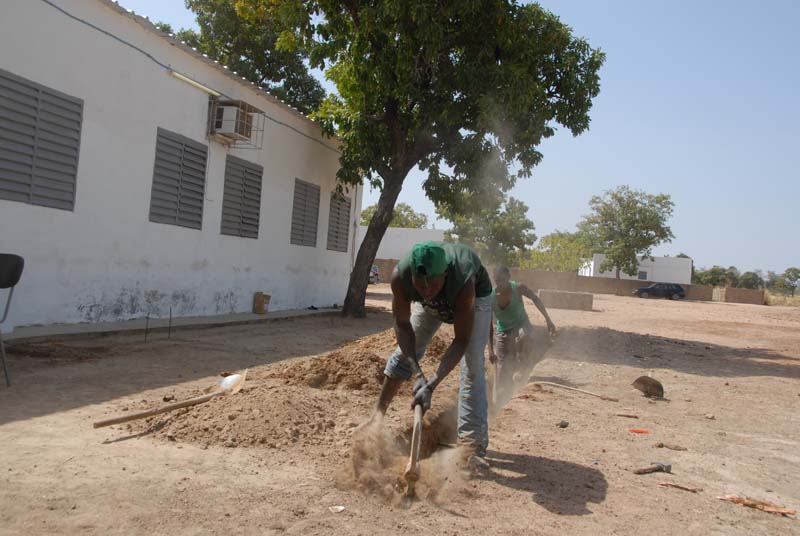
[{"xmin": 0, "ymin": 254, "xmax": 24, "ymax": 387}]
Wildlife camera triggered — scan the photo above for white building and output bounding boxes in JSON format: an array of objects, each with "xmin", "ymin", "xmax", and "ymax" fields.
[
  {"xmin": 355, "ymin": 226, "xmax": 445, "ymax": 261},
  {"xmin": 579, "ymin": 253, "xmax": 692, "ymax": 285},
  {"xmin": 0, "ymin": 0, "xmax": 361, "ymax": 330}
]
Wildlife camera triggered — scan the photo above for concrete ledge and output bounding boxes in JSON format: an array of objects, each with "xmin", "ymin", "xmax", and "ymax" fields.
[
  {"xmin": 4, "ymin": 307, "xmax": 340, "ymax": 343},
  {"xmin": 538, "ymin": 289, "xmax": 594, "ymax": 311}
]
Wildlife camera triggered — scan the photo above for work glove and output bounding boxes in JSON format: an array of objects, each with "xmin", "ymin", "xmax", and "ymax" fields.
[{"xmin": 411, "ymin": 375, "xmax": 435, "ymax": 413}]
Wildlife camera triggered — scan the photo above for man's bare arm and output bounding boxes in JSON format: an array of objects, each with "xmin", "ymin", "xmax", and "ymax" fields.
[
  {"xmin": 391, "ymin": 271, "xmax": 416, "ymax": 361},
  {"xmin": 518, "ymin": 284, "xmax": 556, "ymax": 332},
  {"xmin": 429, "ymin": 278, "xmax": 476, "ymax": 389}
]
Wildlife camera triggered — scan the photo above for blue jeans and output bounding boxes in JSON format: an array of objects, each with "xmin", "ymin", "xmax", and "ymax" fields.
[{"xmin": 384, "ymin": 295, "xmax": 492, "ymax": 455}]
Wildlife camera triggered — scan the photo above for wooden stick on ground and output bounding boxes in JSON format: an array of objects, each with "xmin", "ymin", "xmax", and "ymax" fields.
[
  {"xmin": 659, "ymin": 483, "xmax": 702, "ymax": 493},
  {"xmin": 94, "ymin": 370, "xmax": 248, "ymax": 429},
  {"xmin": 93, "ymin": 392, "xmax": 222, "ymax": 428},
  {"xmin": 531, "ymin": 381, "xmax": 619, "ymax": 402}
]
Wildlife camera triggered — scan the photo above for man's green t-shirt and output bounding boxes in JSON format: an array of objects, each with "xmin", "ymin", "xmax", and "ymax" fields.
[
  {"xmin": 491, "ymin": 281, "xmax": 529, "ymax": 332},
  {"xmin": 396, "ymin": 243, "xmax": 492, "ymax": 323}
]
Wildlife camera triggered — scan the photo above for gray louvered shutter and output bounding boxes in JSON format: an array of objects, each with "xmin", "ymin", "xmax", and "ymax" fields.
[
  {"xmin": 149, "ymin": 128, "xmax": 207, "ymax": 230},
  {"xmin": 290, "ymin": 178, "xmax": 320, "ymax": 247},
  {"xmin": 326, "ymin": 194, "xmax": 351, "ymax": 252},
  {"xmin": 0, "ymin": 68, "xmax": 83, "ymax": 211},
  {"xmin": 221, "ymin": 154, "xmax": 263, "ymax": 239}
]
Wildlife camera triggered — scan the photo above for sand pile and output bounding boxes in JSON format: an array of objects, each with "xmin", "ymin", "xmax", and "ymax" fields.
[
  {"xmin": 270, "ymin": 329, "xmax": 451, "ymax": 393},
  {"xmin": 130, "ymin": 328, "xmax": 456, "ymax": 451},
  {"xmin": 136, "ymin": 384, "xmax": 368, "ymax": 449}
]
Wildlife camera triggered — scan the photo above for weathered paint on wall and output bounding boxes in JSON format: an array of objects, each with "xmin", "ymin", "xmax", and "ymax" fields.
[{"xmin": 0, "ymin": 0, "xmax": 361, "ymax": 329}]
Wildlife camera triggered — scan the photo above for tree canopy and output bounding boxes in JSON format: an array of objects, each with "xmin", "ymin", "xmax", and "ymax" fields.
[
  {"xmin": 783, "ymin": 267, "xmax": 800, "ymax": 296},
  {"xmin": 438, "ymin": 196, "xmax": 536, "ymax": 266},
  {"xmin": 360, "ymin": 202, "xmax": 428, "ymax": 228},
  {"xmin": 737, "ymin": 271, "xmax": 764, "ymax": 289},
  {"xmin": 156, "ymin": 0, "xmax": 325, "ymax": 115},
  {"xmin": 577, "ymin": 186, "xmax": 674, "ymax": 278},
  {"xmin": 517, "ymin": 231, "xmax": 592, "ymax": 272},
  {"xmin": 243, "ymin": 0, "xmax": 604, "ymax": 315}
]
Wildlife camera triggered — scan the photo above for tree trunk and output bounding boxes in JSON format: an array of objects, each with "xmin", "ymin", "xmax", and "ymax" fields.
[{"xmin": 341, "ymin": 173, "xmax": 405, "ymax": 317}]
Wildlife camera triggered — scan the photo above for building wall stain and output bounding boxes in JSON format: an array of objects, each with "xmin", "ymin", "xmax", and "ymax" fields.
[
  {"xmin": 76, "ymin": 286, "xmax": 202, "ymax": 322},
  {"xmin": 213, "ymin": 290, "xmax": 239, "ymax": 314}
]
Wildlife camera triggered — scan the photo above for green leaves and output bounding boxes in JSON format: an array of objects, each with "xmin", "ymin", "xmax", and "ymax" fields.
[
  {"xmin": 517, "ymin": 231, "xmax": 593, "ymax": 272},
  {"xmin": 578, "ymin": 186, "xmax": 675, "ymax": 278},
  {"xmin": 438, "ymin": 195, "xmax": 536, "ymax": 266},
  {"xmin": 246, "ymin": 0, "xmax": 604, "ymax": 196},
  {"xmin": 239, "ymin": 0, "xmax": 603, "ymax": 314},
  {"xmin": 360, "ymin": 202, "xmax": 428, "ymax": 228},
  {"xmin": 174, "ymin": 0, "xmax": 325, "ymax": 115}
]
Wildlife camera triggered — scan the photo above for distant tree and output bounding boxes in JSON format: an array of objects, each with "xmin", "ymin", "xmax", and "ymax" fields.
[
  {"xmin": 517, "ymin": 231, "xmax": 592, "ymax": 272},
  {"xmin": 736, "ymin": 271, "xmax": 764, "ymax": 289},
  {"xmin": 156, "ymin": 0, "xmax": 326, "ymax": 115},
  {"xmin": 724, "ymin": 266, "xmax": 740, "ymax": 288},
  {"xmin": 438, "ymin": 196, "xmax": 536, "ymax": 266},
  {"xmin": 784, "ymin": 267, "xmax": 800, "ymax": 296},
  {"xmin": 577, "ymin": 186, "xmax": 674, "ymax": 278},
  {"xmin": 693, "ymin": 265, "xmax": 727, "ymax": 286},
  {"xmin": 360, "ymin": 203, "xmax": 428, "ymax": 228},
  {"xmin": 154, "ymin": 22, "xmax": 175, "ymax": 33}
]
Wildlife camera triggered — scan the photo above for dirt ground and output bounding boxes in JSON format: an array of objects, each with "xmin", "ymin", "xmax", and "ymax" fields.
[{"xmin": 1, "ymin": 286, "xmax": 798, "ymax": 535}]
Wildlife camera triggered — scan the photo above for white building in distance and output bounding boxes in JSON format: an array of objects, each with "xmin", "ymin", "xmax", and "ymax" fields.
[
  {"xmin": 355, "ymin": 226, "xmax": 445, "ymax": 261},
  {"xmin": 579, "ymin": 253, "xmax": 692, "ymax": 285},
  {"xmin": 0, "ymin": 0, "xmax": 361, "ymax": 329}
]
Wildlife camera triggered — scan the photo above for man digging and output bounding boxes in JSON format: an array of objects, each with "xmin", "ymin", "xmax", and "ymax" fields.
[
  {"xmin": 489, "ymin": 265, "xmax": 557, "ymax": 396},
  {"xmin": 373, "ymin": 241, "xmax": 493, "ymax": 470}
]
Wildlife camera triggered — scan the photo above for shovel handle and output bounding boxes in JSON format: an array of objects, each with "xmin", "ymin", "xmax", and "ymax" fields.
[
  {"xmin": 405, "ymin": 404, "xmax": 423, "ymax": 477},
  {"xmin": 93, "ymin": 392, "xmax": 221, "ymax": 428}
]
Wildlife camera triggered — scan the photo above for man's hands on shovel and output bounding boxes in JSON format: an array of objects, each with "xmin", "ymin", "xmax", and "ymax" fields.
[{"xmin": 411, "ymin": 374, "xmax": 437, "ymax": 413}]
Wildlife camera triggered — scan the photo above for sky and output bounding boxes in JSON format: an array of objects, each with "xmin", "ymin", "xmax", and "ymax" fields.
[{"xmin": 119, "ymin": 0, "xmax": 800, "ymax": 273}]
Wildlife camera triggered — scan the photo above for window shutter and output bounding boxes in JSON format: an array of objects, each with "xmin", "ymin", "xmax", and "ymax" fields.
[
  {"xmin": 149, "ymin": 128, "xmax": 207, "ymax": 230},
  {"xmin": 0, "ymin": 68, "xmax": 83, "ymax": 211},
  {"xmin": 290, "ymin": 178, "xmax": 320, "ymax": 247},
  {"xmin": 326, "ymin": 194, "xmax": 351, "ymax": 252},
  {"xmin": 221, "ymin": 155, "xmax": 263, "ymax": 239}
]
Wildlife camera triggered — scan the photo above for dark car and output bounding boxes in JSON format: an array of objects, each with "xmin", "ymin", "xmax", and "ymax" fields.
[{"xmin": 633, "ymin": 283, "xmax": 685, "ymax": 300}]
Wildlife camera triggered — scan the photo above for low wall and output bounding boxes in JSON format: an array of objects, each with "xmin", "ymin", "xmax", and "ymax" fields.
[
  {"xmin": 373, "ymin": 259, "xmax": 399, "ymax": 282},
  {"xmin": 371, "ymin": 262, "xmax": 761, "ymax": 306},
  {"xmin": 686, "ymin": 285, "xmax": 714, "ymax": 301},
  {"xmin": 714, "ymin": 287, "xmax": 765, "ymax": 305},
  {"xmin": 510, "ymin": 268, "xmax": 655, "ymax": 296},
  {"xmin": 509, "ymin": 268, "xmax": 723, "ymax": 303}
]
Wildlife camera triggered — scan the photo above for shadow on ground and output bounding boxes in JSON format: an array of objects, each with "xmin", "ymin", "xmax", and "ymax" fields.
[
  {"xmin": 0, "ymin": 311, "xmax": 391, "ymax": 425},
  {"xmin": 547, "ymin": 326, "xmax": 800, "ymax": 381},
  {"xmin": 483, "ymin": 450, "xmax": 607, "ymax": 515}
]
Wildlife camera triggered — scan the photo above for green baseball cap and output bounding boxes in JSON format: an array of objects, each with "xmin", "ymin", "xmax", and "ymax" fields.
[{"xmin": 410, "ymin": 241, "xmax": 448, "ymax": 277}]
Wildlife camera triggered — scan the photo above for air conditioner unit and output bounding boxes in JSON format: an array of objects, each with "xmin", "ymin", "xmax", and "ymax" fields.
[
  {"xmin": 213, "ymin": 104, "xmax": 253, "ymax": 141},
  {"xmin": 208, "ymin": 98, "xmax": 264, "ymax": 148}
]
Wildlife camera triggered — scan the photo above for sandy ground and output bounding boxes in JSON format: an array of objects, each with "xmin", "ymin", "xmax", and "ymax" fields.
[{"xmin": 1, "ymin": 286, "xmax": 798, "ymax": 535}]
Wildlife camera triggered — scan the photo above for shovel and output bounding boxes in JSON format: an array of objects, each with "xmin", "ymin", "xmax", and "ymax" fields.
[
  {"xmin": 402, "ymin": 355, "xmax": 427, "ymax": 498},
  {"xmin": 93, "ymin": 370, "xmax": 248, "ymax": 429},
  {"xmin": 403, "ymin": 403, "xmax": 424, "ymax": 498}
]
